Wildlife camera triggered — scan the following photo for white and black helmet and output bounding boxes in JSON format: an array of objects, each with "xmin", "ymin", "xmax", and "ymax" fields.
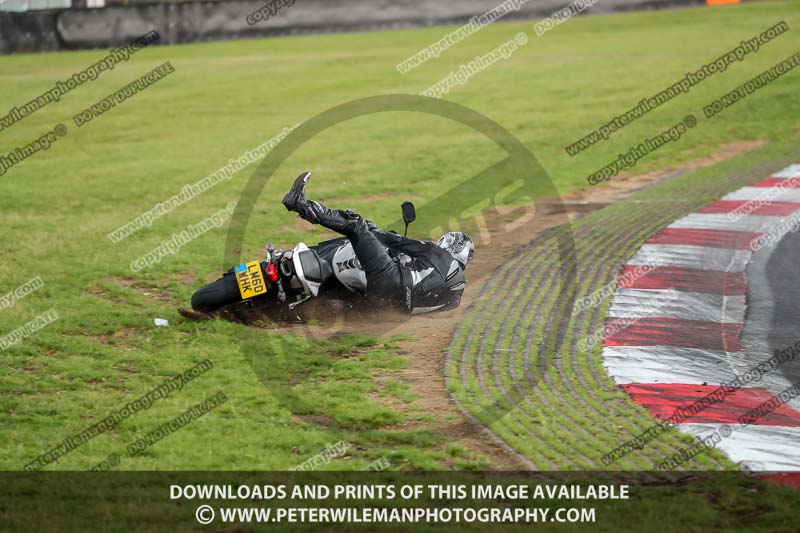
[{"xmin": 437, "ymin": 232, "xmax": 475, "ymax": 267}]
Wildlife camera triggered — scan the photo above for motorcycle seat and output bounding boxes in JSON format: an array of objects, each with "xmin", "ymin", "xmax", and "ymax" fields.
[{"xmin": 298, "ymin": 249, "xmax": 334, "ymax": 283}]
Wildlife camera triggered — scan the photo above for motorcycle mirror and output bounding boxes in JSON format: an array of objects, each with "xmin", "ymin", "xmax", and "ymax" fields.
[{"xmin": 401, "ymin": 202, "xmax": 416, "ymax": 237}]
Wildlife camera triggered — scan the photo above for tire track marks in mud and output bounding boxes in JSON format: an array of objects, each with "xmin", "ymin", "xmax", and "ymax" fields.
[
  {"xmin": 466, "ymin": 232, "xmax": 593, "ymax": 468},
  {"xmin": 563, "ymin": 207, "xmax": 705, "ymax": 469},
  {"xmin": 536, "ymin": 213, "xmax": 665, "ymax": 468},
  {"xmin": 448, "ymin": 151, "xmax": 797, "ymax": 470}
]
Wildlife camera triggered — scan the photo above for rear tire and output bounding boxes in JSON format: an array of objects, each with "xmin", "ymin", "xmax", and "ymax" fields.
[{"xmin": 191, "ymin": 274, "xmax": 241, "ymax": 313}]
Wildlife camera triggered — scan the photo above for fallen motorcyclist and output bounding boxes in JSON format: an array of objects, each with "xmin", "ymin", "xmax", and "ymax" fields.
[
  {"xmin": 282, "ymin": 171, "xmax": 474, "ymax": 314},
  {"xmin": 182, "ymin": 171, "xmax": 474, "ymax": 319}
]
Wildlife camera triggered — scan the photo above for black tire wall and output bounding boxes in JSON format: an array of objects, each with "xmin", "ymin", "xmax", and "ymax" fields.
[{"xmin": 1, "ymin": 0, "xmax": 705, "ymax": 54}]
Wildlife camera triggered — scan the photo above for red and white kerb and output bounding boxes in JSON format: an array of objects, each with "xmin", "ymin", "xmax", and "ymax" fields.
[{"xmin": 601, "ymin": 164, "xmax": 800, "ymax": 486}]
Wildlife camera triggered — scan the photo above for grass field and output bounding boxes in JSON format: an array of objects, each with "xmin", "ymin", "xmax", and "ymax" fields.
[{"xmin": 1, "ymin": 0, "xmax": 800, "ymax": 483}]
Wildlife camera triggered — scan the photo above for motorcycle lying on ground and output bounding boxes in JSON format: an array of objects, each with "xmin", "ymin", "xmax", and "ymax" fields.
[{"xmin": 185, "ymin": 202, "xmax": 417, "ymax": 319}]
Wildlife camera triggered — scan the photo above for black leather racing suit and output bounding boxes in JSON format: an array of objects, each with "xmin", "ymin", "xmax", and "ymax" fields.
[{"xmin": 304, "ymin": 202, "xmax": 466, "ymax": 314}]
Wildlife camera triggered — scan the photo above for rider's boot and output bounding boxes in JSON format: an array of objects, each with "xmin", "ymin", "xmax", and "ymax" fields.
[
  {"xmin": 282, "ymin": 171, "xmax": 312, "ymax": 213},
  {"xmin": 283, "ymin": 171, "xmax": 365, "ymax": 234}
]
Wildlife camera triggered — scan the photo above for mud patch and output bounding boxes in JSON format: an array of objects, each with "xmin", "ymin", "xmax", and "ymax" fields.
[
  {"xmin": 135, "ymin": 285, "xmax": 172, "ymax": 303},
  {"xmin": 109, "ymin": 276, "xmax": 137, "ymax": 288},
  {"xmin": 170, "ymin": 273, "xmax": 197, "ymax": 285},
  {"xmin": 114, "ymin": 362, "xmax": 140, "ymax": 374},
  {"xmin": 108, "ymin": 276, "xmax": 174, "ymax": 303},
  {"xmin": 296, "ymin": 413, "xmax": 336, "ymax": 428},
  {"xmin": 85, "ymin": 286, "xmax": 130, "ymax": 305},
  {"xmin": 73, "ymin": 327, "xmax": 143, "ymax": 350},
  {"xmin": 572, "ymin": 140, "xmax": 767, "ymax": 201}
]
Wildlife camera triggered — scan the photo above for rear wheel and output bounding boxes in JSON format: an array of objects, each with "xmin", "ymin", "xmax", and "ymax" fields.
[{"xmin": 191, "ymin": 274, "xmax": 242, "ymax": 313}]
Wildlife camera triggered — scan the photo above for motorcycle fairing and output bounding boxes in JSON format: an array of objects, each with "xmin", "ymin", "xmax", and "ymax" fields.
[
  {"xmin": 332, "ymin": 242, "xmax": 367, "ymax": 293},
  {"xmin": 291, "ymin": 242, "xmax": 323, "ymax": 297}
]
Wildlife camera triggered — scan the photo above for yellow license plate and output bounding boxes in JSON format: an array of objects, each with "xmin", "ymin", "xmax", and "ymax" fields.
[{"xmin": 234, "ymin": 261, "xmax": 268, "ymax": 299}]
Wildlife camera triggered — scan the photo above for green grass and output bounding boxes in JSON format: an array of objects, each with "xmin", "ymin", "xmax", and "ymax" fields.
[{"xmin": 1, "ymin": 0, "xmax": 800, "ymax": 475}]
